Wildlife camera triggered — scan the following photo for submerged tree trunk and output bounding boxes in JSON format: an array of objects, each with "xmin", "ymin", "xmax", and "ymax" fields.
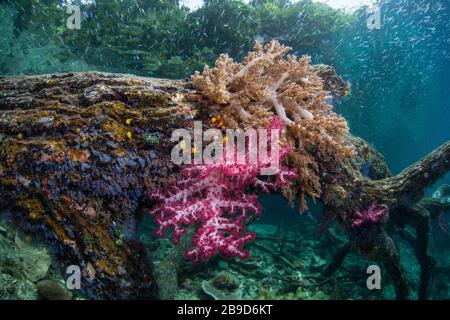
[
  {"xmin": 0, "ymin": 72, "xmax": 198, "ymax": 299},
  {"xmin": 0, "ymin": 72, "xmax": 449, "ymax": 299}
]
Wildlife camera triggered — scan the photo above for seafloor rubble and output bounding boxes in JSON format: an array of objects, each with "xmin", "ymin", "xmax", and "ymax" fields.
[
  {"xmin": 0, "ymin": 219, "xmax": 71, "ymax": 300},
  {"xmin": 0, "ymin": 41, "xmax": 449, "ymax": 300},
  {"xmin": 146, "ymin": 190, "xmax": 450, "ymax": 300}
]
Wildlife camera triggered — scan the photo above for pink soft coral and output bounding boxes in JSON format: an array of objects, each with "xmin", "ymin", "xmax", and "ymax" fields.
[
  {"xmin": 351, "ymin": 203, "xmax": 388, "ymax": 228},
  {"xmin": 149, "ymin": 117, "xmax": 297, "ymax": 262}
]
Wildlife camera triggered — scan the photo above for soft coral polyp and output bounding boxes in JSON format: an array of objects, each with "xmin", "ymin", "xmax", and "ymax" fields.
[{"xmin": 149, "ymin": 117, "xmax": 297, "ymax": 262}]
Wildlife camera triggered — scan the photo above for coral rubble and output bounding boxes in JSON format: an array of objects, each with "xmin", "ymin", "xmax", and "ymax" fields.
[
  {"xmin": 0, "ymin": 220, "xmax": 65, "ymax": 300},
  {"xmin": 202, "ymin": 272, "xmax": 243, "ymax": 300}
]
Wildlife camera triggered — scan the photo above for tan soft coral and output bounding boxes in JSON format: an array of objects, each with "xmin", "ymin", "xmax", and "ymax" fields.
[
  {"xmin": 192, "ymin": 40, "xmax": 354, "ymax": 212},
  {"xmin": 192, "ymin": 40, "xmax": 319, "ymax": 126},
  {"xmin": 287, "ymin": 113, "xmax": 353, "ymax": 211}
]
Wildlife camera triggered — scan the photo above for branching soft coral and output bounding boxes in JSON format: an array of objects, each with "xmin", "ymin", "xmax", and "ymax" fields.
[
  {"xmin": 192, "ymin": 40, "xmax": 353, "ymax": 211},
  {"xmin": 192, "ymin": 40, "xmax": 319, "ymax": 127},
  {"xmin": 149, "ymin": 117, "xmax": 297, "ymax": 262},
  {"xmin": 352, "ymin": 203, "xmax": 388, "ymax": 228}
]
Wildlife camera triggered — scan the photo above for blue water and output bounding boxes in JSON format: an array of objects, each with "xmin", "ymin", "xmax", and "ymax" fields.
[{"xmin": 332, "ymin": 0, "xmax": 450, "ymax": 179}]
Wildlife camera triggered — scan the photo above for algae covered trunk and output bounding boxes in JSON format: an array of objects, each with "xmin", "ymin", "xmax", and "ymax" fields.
[
  {"xmin": 0, "ymin": 71, "xmax": 449, "ymax": 300},
  {"xmin": 322, "ymin": 139, "xmax": 450, "ymax": 300},
  {"xmin": 0, "ymin": 72, "xmax": 199, "ymax": 299}
]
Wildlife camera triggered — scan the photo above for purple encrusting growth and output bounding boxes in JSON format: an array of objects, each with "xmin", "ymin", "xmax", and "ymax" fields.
[{"xmin": 351, "ymin": 203, "xmax": 388, "ymax": 228}]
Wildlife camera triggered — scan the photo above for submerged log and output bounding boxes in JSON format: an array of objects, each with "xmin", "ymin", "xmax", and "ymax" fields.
[
  {"xmin": 322, "ymin": 138, "xmax": 450, "ymax": 299},
  {"xmin": 0, "ymin": 72, "xmax": 198, "ymax": 299},
  {"xmin": 0, "ymin": 72, "xmax": 449, "ymax": 299}
]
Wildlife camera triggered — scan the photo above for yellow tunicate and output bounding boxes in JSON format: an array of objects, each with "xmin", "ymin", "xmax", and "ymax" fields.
[
  {"xmin": 17, "ymin": 133, "xmax": 23, "ymax": 140},
  {"xmin": 82, "ymin": 136, "xmax": 87, "ymax": 142},
  {"xmin": 127, "ymin": 131, "xmax": 132, "ymax": 140},
  {"xmin": 222, "ymin": 136, "xmax": 228, "ymax": 143},
  {"xmin": 125, "ymin": 118, "xmax": 133, "ymax": 125},
  {"xmin": 179, "ymin": 141, "xmax": 186, "ymax": 150}
]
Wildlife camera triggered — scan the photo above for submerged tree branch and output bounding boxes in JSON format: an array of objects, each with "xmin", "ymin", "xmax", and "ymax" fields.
[{"xmin": 367, "ymin": 141, "xmax": 450, "ymax": 206}]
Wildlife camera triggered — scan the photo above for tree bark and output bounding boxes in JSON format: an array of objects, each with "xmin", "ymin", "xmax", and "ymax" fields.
[{"xmin": 0, "ymin": 72, "xmax": 197, "ymax": 299}]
